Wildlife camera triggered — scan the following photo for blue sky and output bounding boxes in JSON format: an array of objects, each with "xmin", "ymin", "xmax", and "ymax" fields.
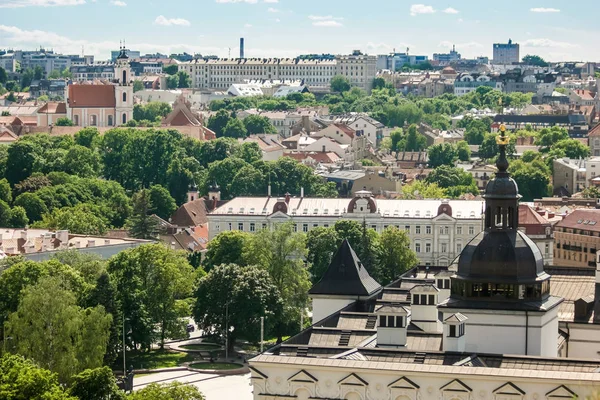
[{"xmin": 0, "ymin": 0, "xmax": 597, "ymax": 62}]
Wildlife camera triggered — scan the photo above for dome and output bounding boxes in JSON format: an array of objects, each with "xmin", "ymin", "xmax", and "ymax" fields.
[
  {"xmin": 442, "ymin": 66, "xmax": 456, "ymax": 74},
  {"xmin": 484, "ymin": 175, "xmax": 519, "ymax": 198},
  {"xmin": 456, "ymin": 230, "xmax": 547, "ymax": 285}
]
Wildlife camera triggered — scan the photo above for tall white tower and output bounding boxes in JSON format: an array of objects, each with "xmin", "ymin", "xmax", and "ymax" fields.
[{"xmin": 114, "ymin": 45, "xmax": 133, "ymax": 126}]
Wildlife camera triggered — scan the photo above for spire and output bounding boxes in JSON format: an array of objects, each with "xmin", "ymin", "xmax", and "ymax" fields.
[{"xmin": 495, "ymin": 123, "xmax": 510, "ymax": 177}]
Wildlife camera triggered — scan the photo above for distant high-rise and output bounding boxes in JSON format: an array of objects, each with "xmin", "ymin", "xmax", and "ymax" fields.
[
  {"xmin": 240, "ymin": 38, "xmax": 245, "ymax": 59},
  {"xmin": 492, "ymin": 39, "xmax": 520, "ymax": 64}
]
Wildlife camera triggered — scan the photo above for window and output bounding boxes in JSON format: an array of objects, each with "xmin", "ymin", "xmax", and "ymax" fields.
[
  {"xmin": 122, "ymin": 92, "xmax": 127, "ymax": 102},
  {"xmin": 416, "ymin": 226, "xmax": 421, "ymax": 234},
  {"xmin": 387, "ymin": 316, "xmax": 395, "ymax": 327},
  {"xmin": 90, "ymin": 115, "xmax": 97, "ymax": 126},
  {"xmin": 380, "ymin": 315, "xmax": 387, "ymax": 327},
  {"xmin": 413, "ymin": 294, "xmax": 420, "ymax": 305},
  {"xmin": 228, "ymin": 223, "xmax": 232, "ymax": 231},
  {"xmin": 426, "ymin": 226, "xmax": 431, "ymax": 234},
  {"xmin": 456, "ymin": 243, "xmax": 462, "ymax": 253},
  {"xmin": 449, "ymin": 325, "xmax": 456, "ymax": 337},
  {"xmin": 262, "ymin": 223, "xmax": 267, "ymax": 230},
  {"xmin": 396, "ymin": 316, "xmax": 405, "ymax": 328},
  {"xmin": 107, "ymin": 115, "xmax": 113, "ymax": 126},
  {"xmin": 405, "ymin": 225, "xmax": 410, "ymax": 233},
  {"xmin": 238, "ymin": 222, "xmax": 244, "ymax": 231},
  {"xmin": 457, "ymin": 226, "xmax": 462, "ymax": 235},
  {"xmin": 122, "ymin": 113, "xmax": 127, "ymax": 124},
  {"xmin": 441, "ymin": 243, "xmax": 447, "ymax": 253},
  {"xmin": 415, "ymin": 243, "xmax": 421, "ymax": 253},
  {"xmin": 425, "ymin": 243, "xmax": 431, "ymax": 253},
  {"xmin": 444, "ymin": 226, "xmax": 449, "ymax": 234},
  {"xmin": 303, "ymin": 224, "xmax": 308, "ymax": 232},
  {"xmin": 468, "ymin": 226, "xmax": 474, "ymax": 235},
  {"xmin": 250, "ymin": 223, "xmax": 255, "ymax": 232},
  {"xmin": 439, "ymin": 226, "xmax": 444, "ymax": 234}
]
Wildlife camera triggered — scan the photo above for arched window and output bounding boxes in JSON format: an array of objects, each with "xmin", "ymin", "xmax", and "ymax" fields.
[
  {"xmin": 122, "ymin": 70, "xmax": 127, "ymax": 84},
  {"xmin": 90, "ymin": 115, "xmax": 97, "ymax": 126},
  {"xmin": 122, "ymin": 92, "xmax": 127, "ymax": 102},
  {"xmin": 73, "ymin": 115, "xmax": 79, "ymax": 126},
  {"xmin": 122, "ymin": 113, "xmax": 127, "ymax": 124},
  {"xmin": 107, "ymin": 115, "xmax": 113, "ymax": 126}
]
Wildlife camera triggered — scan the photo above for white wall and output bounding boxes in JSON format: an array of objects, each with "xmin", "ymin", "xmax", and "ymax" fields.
[
  {"xmin": 312, "ymin": 297, "xmax": 356, "ymax": 323},
  {"xmin": 564, "ymin": 322, "xmax": 600, "ymax": 359}
]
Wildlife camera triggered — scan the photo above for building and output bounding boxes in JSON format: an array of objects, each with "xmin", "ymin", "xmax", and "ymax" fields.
[
  {"xmin": 161, "ymin": 95, "xmax": 216, "ymax": 140},
  {"xmin": 29, "ymin": 79, "xmax": 67, "ymax": 99},
  {"xmin": 129, "ymin": 60, "xmax": 164, "ymax": 76},
  {"xmin": 178, "ymin": 52, "xmax": 377, "ymax": 92},
  {"xmin": 466, "ymin": 164, "xmax": 497, "ymax": 190},
  {"xmin": 552, "ymin": 158, "xmax": 587, "ymax": 194},
  {"xmin": 519, "ymin": 204, "xmax": 554, "ymax": 266},
  {"xmin": 2, "ymin": 49, "xmax": 93, "ymax": 76},
  {"xmin": 377, "ymin": 52, "xmax": 429, "ymax": 71},
  {"xmin": 311, "ymin": 123, "xmax": 368, "ymax": 162},
  {"xmin": 110, "ymin": 49, "xmax": 140, "ymax": 62},
  {"xmin": 493, "ymin": 114, "xmax": 589, "ymax": 138},
  {"xmin": 454, "ymin": 72, "xmax": 501, "ymax": 96},
  {"xmin": 493, "ymin": 39, "xmax": 520, "ymax": 64},
  {"xmin": 70, "ymin": 63, "xmax": 115, "ymax": 82},
  {"xmin": 248, "ymin": 129, "xmax": 600, "ymax": 399},
  {"xmin": 554, "ymin": 209, "xmax": 600, "ymax": 268},
  {"xmin": 433, "ymin": 45, "xmax": 461, "ymax": 65},
  {"xmin": 207, "ymin": 193, "xmax": 485, "ymax": 267},
  {"xmin": 588, "ymin": 124, "xmax": 600, "ymax": 156},
  {"xmin": 63, "ymin": 47, "xmax": 133, "ymax": 127},
  {"xmin": 243, "ymin": 134, "xmax": 285, "ymax": 161}
]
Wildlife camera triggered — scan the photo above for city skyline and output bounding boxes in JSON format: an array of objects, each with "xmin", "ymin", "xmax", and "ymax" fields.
[{"xmin": 0, "ymin": 0, "xmax": 598, "ymax": 62}]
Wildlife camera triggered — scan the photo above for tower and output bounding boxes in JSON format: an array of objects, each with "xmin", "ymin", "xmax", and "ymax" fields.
[
  {"xmin": 114, "ymin": 44, "xmax": 133, "ymax": 125},
  {"xmin": 240, "ymin": 38, "xmax": 245, "ymax": 59},
  {"xmin": 439, "ymin": 125, "xmax": 563, "ymax": 357}
]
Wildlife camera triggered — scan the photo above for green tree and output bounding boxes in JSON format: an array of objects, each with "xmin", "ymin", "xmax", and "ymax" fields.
[
  {"xmin": 74, "ymin": 127, "xmax": 100, "ymax": 149},
  {"xmin": 234, "ymin": 141, "xmax": 262, "ymax": 164},
  {"xmin": 0, "ymin": 354, "xmax": 74, "ymax": 400},
  {"xmin": 127, "ymin": 190, "xmax": 160, "ymax": 239},
  {"xmin": 536, "ymin": 127, "xmax": 569, "ymax": 150},
  {"xmin": 243, "ymin": 223, "xmax": 310, "ymax": 341},
  {"xmin": 148, "ymin": 185, "xmax": 177, "ymax": 220},
  {"xmin": 61, "ymin": 68, "xmax": 73, "ymax": 79},
  {"xmin": 203, "ymin": 230, "xmax": 251, "ymax": 271},
  {"xmin": 243, "ymin": 114, "xmax": 277, "ymax": 135},
  {"xmin": 33, "ymin": 66, "xmax": 44, "ymax": 80},
  {"xmin": 522, "ymin": 54, "xmax": 548, "ymax": 67},
  {"xmin": 14, "ymin": 192, "xmax": 48, "ymax": 223},
  {"xmin": 133, "ymin": 102, "xmax": 172, "ymax": 122},
  {"xmin": 330, "ymin": 75, "xmax": 351, "ymax": 93},
  {"xmin": 456, "ymin": 141, "xmax": 471, "ymax": 162},
  {"xmin": 509, "ymin": 160, "xmax": 550, "ymax": 201},
  {"xmin": 206, "ymin": 157, "xmax": 249, "ymax": 199},
  {"xmin": 404, "ymin": 124, "xmax": 426, "ymax": 151},
  {"xmin": 0, "ymin": 67, "xmax": 7, "ymax": 84},
  {"xmin": 194, "ymin": 264, "xmax": 282, "ymax": 351},
  {"xmin": 6, "ymin": 141, "xmax": 39, "ymax": 185},
  {"xmin": 9, "ymin": 206, "xmax": 28, "ymax": 228},
  {"xmin": 372, "ymin": 77, "xmax": 386, "ymax": 90},
  {"xmin": 0, "ymin": 178, "xmax": 11, "ymax": 204},
  {"xmin": 389, "ymin": 128, "xmax": 403, "ymax": 152},
  {"xmin": 55, "ymin": 117, "xmax": 75, "ymax": 126},
  {"xmin": 553, "ymin": 139, "xmax": 590, "ymax": 159},
  {"xmin": 163, "ymin": 64, "xmax": 179, "ymax": 75},
  {"xmin": 6, "ymin": 276, "xmax": 112, "ymax": 382},
  {"xmin": 428, "ymin": 143, "xmax": 457, "ymax": 168},
  {"xmin": 48, "ymin": 70, "xmax": 61, "ymax": 79},
  {"xmin": 402, "ymin": 180, "xmax": 447, "ymax": 199},
  {"xmin": 222, "ymin": 118, "xmax": 247, "ymax": 138},
  {"xmin": 479, "ymin": 133, "xmax": 516, "ymax": 160},
  {"xmin": 306, "ymin": 227, "xmax": 340, "ymax": 283},
  {"xmin": 426, "ymin": 165, "xmax": 478, "ymax": 198},
  {"xmin": 229, "ymin": 165, "xmax": 265, "ymax": 197},
  {"xmin": 166, "ymin": 75, "xmax": 179, "ymax": 89},
  {"xmin": 0, "ymin": 200, "xmax": 11, "ymax": 227},
  {"xmin": 6, "ymin": 92, "xmax": 16, "ymax": 102},
  {"xmin": 36, "ymin": 204, "xmax": 108, "ymax": 235},
  {"xmin": 127, "ymin": 382, "xmax": 205, "ymax": 400},
  {"xmin": 61, "ymin": 145, "xmax": 101, "ymax": 177},
  {"xmin": 207, "ymin": 110, "xmax": 232, "ymax": 137},
  {"xmin": 133, "ymin": 80, "xmax": 144, "ymax": 92},
  {"xmin": 176, "ymin": 71, "xmax": 191, "ymax": 88},
  {"xmin": 108, "ymin": 244, "xmax": 195, "ymax": 351},
  {"xmin": 69, "ymin": 367, "xmax": 124, "ymax": 400},
  {"xmin": 376, "ymin": 226, "xmax": 418, "ymax": 285},
  {"xmin": 21, "ymin": 68, "xmax": 34, "ymax": 88}
]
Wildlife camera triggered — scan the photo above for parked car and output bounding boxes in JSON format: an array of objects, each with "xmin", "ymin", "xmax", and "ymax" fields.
[{"xmin": 186, "ymin": 324, "xmax": 195, "ymax": 333}]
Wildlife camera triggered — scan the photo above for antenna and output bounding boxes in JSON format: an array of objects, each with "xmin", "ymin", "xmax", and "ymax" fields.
[
  {"xmin": 406, "ymin": 47, "xmax": 409, "ymax": 55},
  {"xmin": 228, "ymin": 47, "xmax": 231, "ymax": 58}
]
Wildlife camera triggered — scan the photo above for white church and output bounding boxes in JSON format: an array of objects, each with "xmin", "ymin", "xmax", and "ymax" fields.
[{"xmin": 248, "ymin": 130, "xmax": 600, "ymax": 399}]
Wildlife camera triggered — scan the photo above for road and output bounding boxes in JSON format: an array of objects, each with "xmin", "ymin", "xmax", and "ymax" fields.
[{"xmin": 133, "ymin": 370, "xmax": 253, "ymax": 400}]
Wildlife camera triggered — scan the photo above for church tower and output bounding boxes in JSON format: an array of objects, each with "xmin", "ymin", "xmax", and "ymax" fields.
[
  {"xmin": 439, "ymin": 125, "xmax": 563, "ymax": 357},
  {"xmin": 114, "ymin": 44, "xmax": 133, "ymax": 126}
]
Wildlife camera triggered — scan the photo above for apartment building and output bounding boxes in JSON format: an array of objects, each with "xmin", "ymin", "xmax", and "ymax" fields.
[
  {"xmin": 553, "ymin": 158, "xmax": 587, "ymax": 194},
  {"xmin": 554, "ymin": 209, "xmax": 600, "ymax": 268},
  {"xmin": 70, "ymin": 63, "xmax": 115, "ymax": 81},
  {"xmin": 178, "ymin": 52, "xmax": 377, "ymax": 92},
  {"xmin": 492, "ymin": 39, "xmax": 520, "ymax": 64},
  {"xmin": 2, "ymin": 50, "xmax": 94, "ymax": 76}
]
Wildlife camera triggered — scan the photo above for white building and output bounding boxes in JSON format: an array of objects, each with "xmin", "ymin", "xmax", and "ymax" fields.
[
  {"xmin": 207, "ymin": 191, "xmax": 485, "ymax": 267},
  {"xmin": 335, "ymin": 52, "xmax": 378, "ymax": 91},
  {"xmin": 248, "ymin": 139, "xmax": 600, "ymax": 400}
]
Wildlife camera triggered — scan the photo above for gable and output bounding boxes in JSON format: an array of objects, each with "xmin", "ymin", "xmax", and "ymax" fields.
[
  {"xmin": 432, "ymin": 213, "xmax": 455, "ymax": 222},
  {"xmin": 248, "ymin": 366, "xmax": 268, "ymax": 380},
  {"xmin": 338, "ymin": 373, "xmax": 368, "ymax": 387},
  {"xmin": 546, "ymin": 385, "xmax": 577, "ymax": 398},
  {"xmin": 440, "ymin": 379, "xmax": 472, "ymax": 393},
  {"xmin": 288, "ymin": 370, "xmax": 318, "ymax": 383},
  {"xmin": 388, "ymin": 376, "xmax": 420, "ymax": 389},
  {"xmin": 494, "ymin": 382, "xmax": 525, "ymax": 396},
  {"xmin": 268, "ymin": 211, "xmax": 291, "ymax": 219}
]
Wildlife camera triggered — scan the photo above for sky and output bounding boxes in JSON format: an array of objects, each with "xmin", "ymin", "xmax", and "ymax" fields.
[{"xmin": 0, "ymin": 0, "xmax": 598, "ymax": 62}]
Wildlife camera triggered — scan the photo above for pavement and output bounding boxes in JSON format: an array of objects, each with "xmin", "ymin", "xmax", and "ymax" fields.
[{"xmin": 133, "ymin": 370, "xmax": 253, "ymax": 400}]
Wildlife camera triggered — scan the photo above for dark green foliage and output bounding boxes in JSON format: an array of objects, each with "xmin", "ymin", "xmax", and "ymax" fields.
[{"xmin": 68, "ymin": 366, "xmax": 124, "ymax": 400}]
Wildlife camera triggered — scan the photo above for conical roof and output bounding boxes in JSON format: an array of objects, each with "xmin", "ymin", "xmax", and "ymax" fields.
[{"xmin": 309, "ymin": 239, "xmax": 382, "ymax": 296}]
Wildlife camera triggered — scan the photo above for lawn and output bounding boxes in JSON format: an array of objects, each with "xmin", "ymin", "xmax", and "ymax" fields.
[
  {"xmin": 180, "ymin": 343, "xmax": 221, "ymax": 351},
  {"xmin": 189, "ymin": 362, "xmax": 243, "ymax": 370},
  {"xmin": 124, "ymin": 349, "xmax": 197, "ymax": 370}
]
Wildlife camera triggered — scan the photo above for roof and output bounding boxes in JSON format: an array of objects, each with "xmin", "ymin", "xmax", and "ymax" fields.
[
  {"xmin": 68, "ymin": 84, "xmax": 116, "ymax": 108},
  {"xmin": 556, "ymin": 209, "xmax": 600, "ymax": 232},
  {"xmin": 0, "ymin": 126, "xmax": 18, "ymax": 143},
  {"xmin": 332, "ymin": 123, "xmax": 355, "ymax": 138},
  {"xmin": 546, "ymin": 267, "xmax": 597, "ymax": 322},
  {"xmin": 37, "ymin": 102, "xmax": 67, "ymax": 114},
  {"xmin": 170, "ymin": 198, "xmax": 213, "ymax": 227},
  {"xmin": 519, "ymin": 204, "xmax": 550, "ymax": 226},
  {"xmin": 308, "ymin": 239, "xmax": 382, "ymax": 297},
  {"xmin": 589, "ymin": 124, "xmax": 600, "ymax": 137}
]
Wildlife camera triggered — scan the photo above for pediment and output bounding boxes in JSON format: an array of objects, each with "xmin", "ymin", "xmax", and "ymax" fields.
[
  {"xmin": 389, "ymin": 376, "xmax": 420, "ymax": 389},
  {"xmin": 432, "ymin": 213, "xmax": 456, "ymax": 222},
  {"xmin": 494, "ymin": 382, "xmax": 525, "ymax": 396},
  {"xmin": 289, "ymin": 369, "xmax": 318, "ymax": 383},
  {"xmin": 440, "ymin": 379, "xmax": 472, "ymax": 393},
  {"xmin": 338, "ymin": 373, "xmax": 368, "ymax": 387},
  {"xmin": 268, "ymin": 211, "xmax": 291, "ymax": 219},
  {"xmin": 546, "ymin": 385, "xmax": 577, "ymax": 398},
  {"xmin": 249, "ymin": 366, "xmax": 268, "ymax": 380}
]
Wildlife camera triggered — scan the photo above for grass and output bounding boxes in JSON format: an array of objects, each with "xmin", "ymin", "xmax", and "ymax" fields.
[
  {"xmin": 189, "ymin": 362, "xmax": 243, "ymax": 370},
  {"xmin": 124, "ymin": 349, "xmax": 197, "ymax": 370},
  {"xmin": 180, "ymin": 343, "xmax": 221, "ymax": 351}
]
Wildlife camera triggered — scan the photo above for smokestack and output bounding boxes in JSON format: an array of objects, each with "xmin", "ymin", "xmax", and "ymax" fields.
[{"xmin": 240, "ymin": 38, "xmax": 245, "ymax": 59}]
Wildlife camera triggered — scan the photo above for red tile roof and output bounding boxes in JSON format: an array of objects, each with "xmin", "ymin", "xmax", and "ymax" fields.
[
  {"xmin": 333, "ymin": 123, "xmax": 355, "ymax": 138},
  {"xmin": 518, "ymin": 204, "xmax": 549, "ymax": 225},
  {"xmin": 589, "ymin": 123, "xmax": 600, "ymax": 137},
  {"xmin": 68, "ymin": 84, "xmax": 116, "ymax": 108},
  {"xmin": 556, "ymin": 209, "xmax": 600, "ymax": 232},
  {"xmin": 37, "ymin": 102, "xmax": 67, "ymax": 114}
]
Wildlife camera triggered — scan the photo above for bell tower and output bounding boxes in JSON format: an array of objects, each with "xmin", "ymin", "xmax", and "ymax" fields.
[{"xmin": 114, "ymin": 42, "xmax": 133, "ymax": 126}]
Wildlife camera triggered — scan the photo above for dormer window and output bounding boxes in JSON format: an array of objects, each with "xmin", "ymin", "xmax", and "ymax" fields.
[
  {"xmin": 379, "ymin": 315, "xmax": 405, "ymax": 328},
  {"xmin": 412, "ymin": 294, "xmax": 435, "ymax": 305},
  {"xmin": 448, "ymin": 323, "xmax": 465, "ymax": 337},
  {"xmin": 437, "ymin": 279, "xmax": 450, "ymax": 289}
]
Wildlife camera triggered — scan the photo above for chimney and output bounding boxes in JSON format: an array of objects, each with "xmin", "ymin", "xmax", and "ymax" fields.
[
  {"xmin": 442, "ymin": 313, "xmax": 468, "ymax": 352},
  {"xmin": 57, "ymin": 230, "xmax": 69, "ymax": 243},
  {"xmin": 409, "ymin": 285, "xmax": 442, "ymax": 333},
  {"xmin": 20, "ymin": 230, "xmax": 28, "ymax": 240},
  {"xmin": 171, "ymin": 241, "xmax": 176, "ymax": 250},
  {"xmin": 285, "ymin": 192, "xmax": 291, "ymax": 204},
  {"xmin": 240, "ymin": 38, "xmax": 245, "ymax": 59},
  {"xmin": 302, "ymin": 115, "xmax": 310, "ymax": 133},
  {"xmin": 548, "ymin": 212, "xmax": 555, "ymax": 219},
  {"xmin": 88, "ymin": 239, "xmax": 95, "ymax": 248},
  {"xmin": 376, "ymin": 306, "xmax": 408, "ymax": 347}
]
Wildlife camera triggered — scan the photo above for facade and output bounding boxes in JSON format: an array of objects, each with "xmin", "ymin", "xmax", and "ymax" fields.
[
  {"xmin": 454, "ymin": 73, "xmax": 501, "ymax": 96},
  {"xmin": 207, "ymin": 192, "xmax": 485, "ymax": 266},
  {"xmin": 70, "ymin": 63, "xmax": 115, "ymax": 81},
  {"xmin": 433, "ymin": 45, "xmax": 461, "ymax": 65},
  {"xmin": 179, "ymin": 53, "xmax": 377, "ymax": 92},
  {"xmin": 589, "ymin": 124, "xmax": 600, "ymax": 156},
  {"xmin": 554, "ymin": 209, "xmax": 600, "ymax": 268},
  {"xmin": 110, "ymin": 49, "xmax": 140, "ymax": 62},
  {"xmin": 552, "ymin": 158, "xmax": 587, "ymax": 194},
  {"xmin": 377, "ymin": 53, "xmax": 429, "ymax": 71},
  {"xmin": 311, "ymin": 123, "xmax": 368, "ymax": 162},
  {"xmin": 2, "ymin": 50, "xmax": 93, "ymax": 76},
  {"xmin": 493, "ymin": 39, "xmax": 520, "ymax": 64},
  {"xmin": 248, "ymin": 128, "xmax": 600, "ymax": 400}
]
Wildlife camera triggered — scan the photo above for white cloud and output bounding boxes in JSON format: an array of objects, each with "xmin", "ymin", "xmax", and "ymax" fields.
[
  {"xmin": 443, "ymin": 7, "xmax": 458, "ymax": 14},
  {"xmin": 308, "ymin": 15, "xmax": 343, "ymax": 20},
  {"xmin": 0, "ymin": 0, "xmax": 84, "ymax": 7},
  {"xmin": 312, "ymin": 20, "xmax": 343, "ymax": 27},
  {"xmin": 267, "ymin": 7, "xmax": 278, "ymax": 12},
  {"xmin": 438, "ymin": 40, "xmax": 482, "ymax": 49},
  {"xmin": 110, "ymin": 0, "xmax": 126, "ymax": 5},
  {"xmin": 154, "ymin": 15, "xmax": 191, "ymax": 26},
  {"xmin": 215, "ymin": 0, "xmax": 258, "ymax": 3},
  {"xmin": 263, "ymin": 0, "xmax": 278, "ymax": 2},
  {"xmin": 410, "ymin": 4, "xmax": 435, "ymax": 16},
  {"xmin": 530, "ymin": 7, "xmax": 560, "ymax": 12},
  {"xmin": 244, "ymin": 23, "xmax": 252, "ymax": 28},
  {"xmin": 522, "ymin": 38, "xmax": 578, "ymax": 48},
  {"xmin": 275, "ymin": 18, "xmax": 280, "ymax": 22},
  {"xmin": 365, "ymin": 41, "xmax": 413, "ymax": 54},
  {"xmin": 457, "ymin": 18, "xmax": 463, "ymax": 23}
]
